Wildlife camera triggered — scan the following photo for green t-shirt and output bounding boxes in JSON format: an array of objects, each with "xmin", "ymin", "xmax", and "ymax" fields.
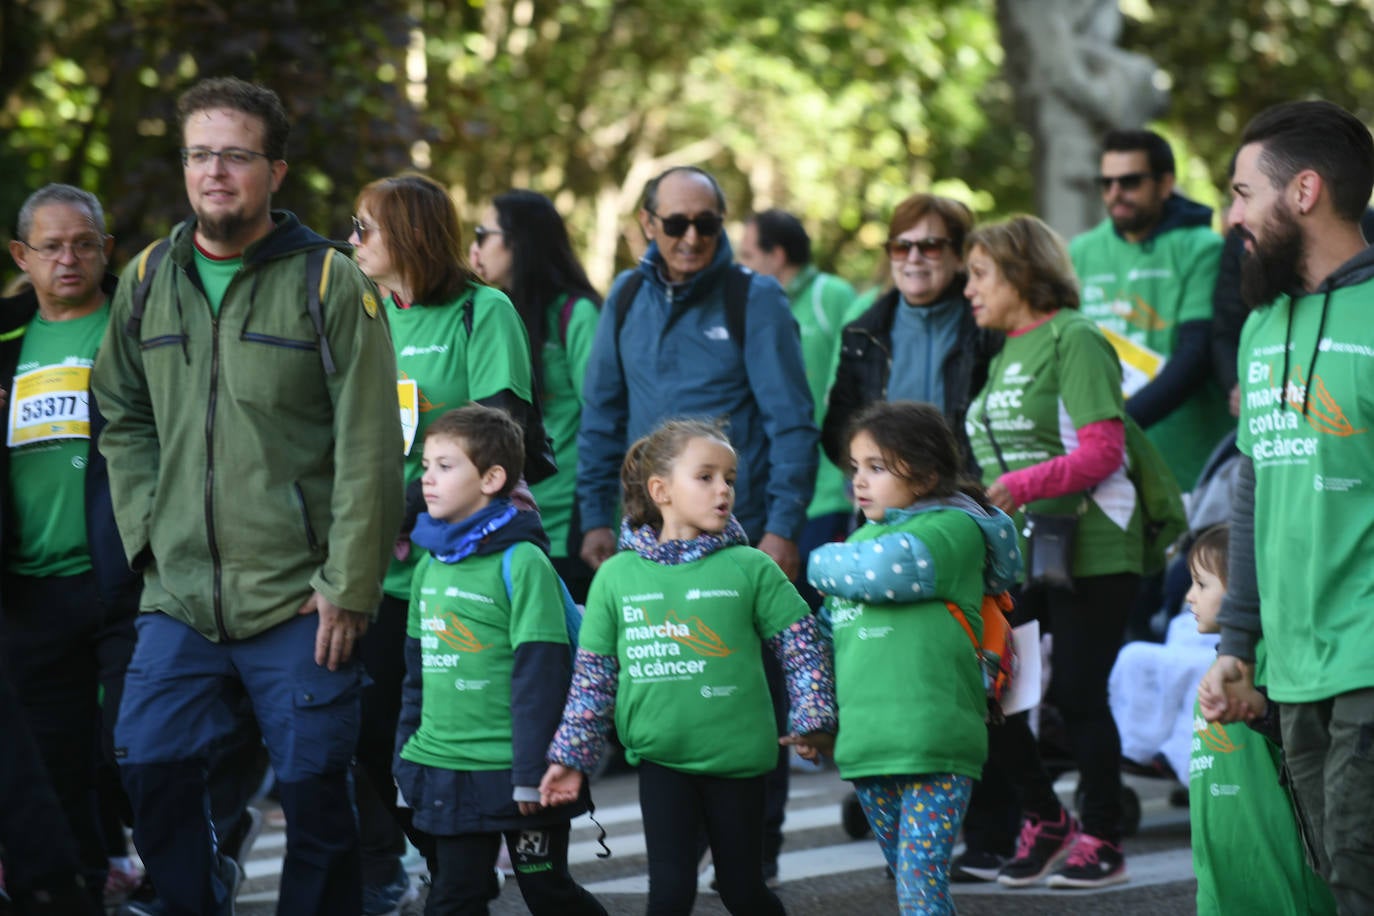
[
  {"xmin": 824, "ymin": 509, "xmax": 989, "ymax": 781},
  {"xmin": 6, "ymin": 304, "xmax": 111, "ymax": 576},
  {"xmin": 966, "ymin": 309, "xmax": 1143, "ymax": 578},
  {"xmin": 385, "ymin": 284, "xmax": 533, "ymax": 598},
  {"xmin": 399, "ymin": 542, "xmax": 570, "ymax": 771},
  {"xmin": 1071, "ymin": 221, "xmax": 1230, "ymax": 489},
  {"xmin": 788, "ymin": 266, "xmax": 856, "ymax": 519},
  {"xmin": 193, "ymin": 248, "xmax": 242, "ymax": 315},
  {"xmin": 528, "ymin": 294, "xmax": 598, "ymax": 558},
  {"xmin": 578, "ymin": 546, "xmax": 810, "ymax": 777},
  {"xmin": 1236, "ymin": 281, "xmax": 1374, "ymax": 701},
  {"xmin": 1190, "ymin": 646, "xmax": 1335, "ymax": 915}
]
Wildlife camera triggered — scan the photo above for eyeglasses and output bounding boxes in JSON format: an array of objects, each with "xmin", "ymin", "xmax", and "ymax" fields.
[
  {"xmin": 18, "ymin": 238, "xmax": 107, "ymax": 261},
  {"xmin": 473, "ymin": 226, "xmax": 503, "ymax": 245},
  {"xmin": 351, "ymin": 216, "xmax": 372, "ymax": 240},
  {"xmin": 1095, "ymin": 172, "xmax": 1152, "ymax": 192},
  {"xmin": 647, "ymin": 210, "xmax": 723, "ymax": 238},
  {"xmin": 180, "ymin": 147, "xmax": 271, "ymax": 169},
  {"xmin": 886, "ymin": 237, "xmax": 952, "ymax": 260}
]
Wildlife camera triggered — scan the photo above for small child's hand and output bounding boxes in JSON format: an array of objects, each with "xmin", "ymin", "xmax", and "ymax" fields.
[
  {"xmin": 1228, "ymin": 681, "xmax": 1268, "ymax": 721},
  {"xmin": 780, "ymin": 731, "xmax": 836, "ymax": 762},
  {"xmin": 539, "ymin": 763, "xmax": 584, "ymax": 807}
]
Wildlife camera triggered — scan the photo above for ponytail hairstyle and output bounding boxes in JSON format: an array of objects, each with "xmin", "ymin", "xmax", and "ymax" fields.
[
  {"xmin": 846, "ymin": 400, "xmax": 991, "ymax": 510},
  {"xmin": 621, "ymin": 418, "xmax": 733, "ymax": 530}
]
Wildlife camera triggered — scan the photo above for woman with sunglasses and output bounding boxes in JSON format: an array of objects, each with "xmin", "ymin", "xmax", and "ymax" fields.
[
  {"xmin": 470, "ymin": 190, "xmax": 602, "ymax": 602},
  {"xmin": 962, "ymin": 215, "xmax": 1143, "ymax": 889},
  {"xmin": 347, "ymin": 172, "xmax": 552, "ymax": 913},
  {"xmin": 822, "ymin": 193, "xmax": 1002, "ymax": 474}
]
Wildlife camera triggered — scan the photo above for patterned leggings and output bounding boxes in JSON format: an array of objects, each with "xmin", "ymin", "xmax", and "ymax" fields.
[{"xmin": 853, "ymin": 774, "xmax": 973, "ymax": 916}]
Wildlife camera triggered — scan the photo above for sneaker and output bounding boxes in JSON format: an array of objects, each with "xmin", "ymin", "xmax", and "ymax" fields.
[
  {"xmin": 950, "ymin": 849, "xmax": 1005, "ymax": 883},
  {"xmin": 762, "ymin": 859, "xmax": 780, "ymax": 889},
  {"xmin": 996, "ymin": 809, "xmax": 1080, "ymax": 887},
  {"xmin": 362, "ymin": 860, "xmax": 417, "ymax": 916},
  {"xmin": 1046, "ymin": 833, "xmax": 1129, "ymax": 889}
]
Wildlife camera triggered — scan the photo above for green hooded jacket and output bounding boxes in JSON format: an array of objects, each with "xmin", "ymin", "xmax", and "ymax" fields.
[{"xmin": 93, "ymin": 212, "xmax": 404, "ymax": 641}]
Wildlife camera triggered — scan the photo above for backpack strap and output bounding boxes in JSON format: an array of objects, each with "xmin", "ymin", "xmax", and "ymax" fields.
[
  {"xmin": 125, "ymin": 239, "xmax": 171, "ymax": 337},
  {"xmin": 557, "ymin": 293, "xmax": 580, "ymax": 348},
  {"xmin": 305, "ymin": 247, "xmax": 336, "ymax": 375},
  {"xmin": 723, "ymin": 265, "xmax": 752, "ymax": 347},
  {"xmin": 501, "ymin": 544, "xmax": 583, "ymax": 659}
]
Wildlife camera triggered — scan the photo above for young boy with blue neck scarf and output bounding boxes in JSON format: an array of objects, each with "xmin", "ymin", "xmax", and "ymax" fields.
[{"xmin": 394, "ymin": 405, "xmax": 606, "ymax": 916}]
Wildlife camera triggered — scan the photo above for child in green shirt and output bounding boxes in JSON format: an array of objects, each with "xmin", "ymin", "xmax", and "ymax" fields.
[
  {"xmin": 541, "ymin": 418, "xmax": 837, "ymax": 916},
  {"xmin": 394, "ymin": 405, "xmax": 605, "ymax": 916},
  {"xmin": 1186, "ymin": 525, "xmax": 1335, "ymax": 916}
]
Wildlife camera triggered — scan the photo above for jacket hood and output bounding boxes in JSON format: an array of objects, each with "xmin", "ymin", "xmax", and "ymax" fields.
[
  {"xmin": 169, "ymin": 210, "xmax": 348, "ymax": 267},
  {"xmin": 638, "ymin": 232, "xmax": 736, "ymax": 302},
  {"xmin": 1313, "ymin": 241, "xmax": 1374, "ymax": 293},
  {"xmin": 1128, "ymin": 193, "xmax": 1213, "ymax": 244}
]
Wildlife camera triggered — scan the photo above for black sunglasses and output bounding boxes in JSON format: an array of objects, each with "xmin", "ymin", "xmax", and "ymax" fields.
[
  {"xmin": 886, "ymin": 237, "xmax": 952, "ymax": 260},
  {"xmin": 474, "ymin": 225, "xmax": 503, "ymax": 245},
  {"xmin": 1096, "ymin": 172, "xmax": 1153, "ymax": 192},
  {"xmin": 648, "ymin": 210, "xmax": 723, "ymax": 238}
]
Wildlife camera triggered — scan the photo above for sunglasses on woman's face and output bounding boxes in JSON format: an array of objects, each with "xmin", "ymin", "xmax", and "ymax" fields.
[
  {"xmin": 886, "ymin": 237, "xmax": 952, "ymax": 260},
  {"xmin": 474, "ymin": 225, "xmax": 503, "ymax": 245},
  {"xmin": 648, "ymin": 210, "xmax": 724, "ymax": 238}
]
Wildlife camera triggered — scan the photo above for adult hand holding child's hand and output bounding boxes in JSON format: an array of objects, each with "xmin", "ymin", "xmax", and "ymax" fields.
[
  {"xmin": 1198, "ymin": 654, "xmax": 1259, "ymax": 723},
  {"xmin": 780, "ymin": 731, "xmax": 836, "ymax": 763}
]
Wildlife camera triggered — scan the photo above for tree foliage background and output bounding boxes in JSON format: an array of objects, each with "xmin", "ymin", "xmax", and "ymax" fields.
[{"xmin": 3, "ymin": 0, "xmax": 1373, "ymax": 290}]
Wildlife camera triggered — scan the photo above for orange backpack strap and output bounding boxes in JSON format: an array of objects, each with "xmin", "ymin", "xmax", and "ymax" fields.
[{"xmin": 945, "ymin": 601, "xmax": 981, "ymax": 651}]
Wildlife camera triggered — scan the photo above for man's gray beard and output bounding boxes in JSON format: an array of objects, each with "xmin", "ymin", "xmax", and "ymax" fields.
[{"xmin": 1239, "ymin": 208, "xmax": 1305, "ymax": 309}]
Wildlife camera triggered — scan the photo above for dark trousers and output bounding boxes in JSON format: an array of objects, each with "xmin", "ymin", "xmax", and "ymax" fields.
[
  {"xmin": 117, "ymin": 612, "xmax": 364, "ymax": 916},
  {"xmin": 1281, "ymin": 688, "xmax": 1374, "ymax": 916},
  {"xmin": 354, "ymin": 593, "xmax": 412, "ymax": 886},
  {"xmin": 963, "ymin": 573, "xmax": 1136, "ymax": 847},
  {"xmin": 0, "ymin": 571, "xmax": 136, "ymax": 907},
  {"xmin": 426, "ymin": 825, "xmax": 604, "ymax": 916},
  {"xmin": 639, "ymin": 761, "xmax": 784, "ymax": 916},
  {"xmin": 0, "ymin": 656, "xmax": 96, "ymax": 911}
]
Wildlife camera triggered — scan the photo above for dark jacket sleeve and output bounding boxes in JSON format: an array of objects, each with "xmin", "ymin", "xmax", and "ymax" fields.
[
  {"xmin": 1126, "ymin": 320, "xmax": 1212, "ymax": 428},
  {"xmin": 509, "ymin": 642, "xmax": 572, "ymax": 790},
  {"xmin": 822, "ymin": 335, "xmax": 866, "ymax": 468},
  {"xmin": 1217, "ymin": 456, "xmax": 1260, "ymax": 661},
  {"xmin": 1211, "ymin": 229, "xmax": 1247, "ymax": 393},
  {"xmin": 397, "ymin": 635, "xmax": 424, "ymax": 759},
  {"xmin": 474, "ymin": 389, "xmax": 556, "ymax": 485}
]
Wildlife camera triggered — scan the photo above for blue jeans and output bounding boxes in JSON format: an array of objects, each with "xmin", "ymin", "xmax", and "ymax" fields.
[{"xmin": 117, "ymin": 612, "xmax": 363, "ymax": 916}]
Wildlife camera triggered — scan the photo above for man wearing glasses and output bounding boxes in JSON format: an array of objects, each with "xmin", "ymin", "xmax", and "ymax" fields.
[
  {"xmin": 576, "ymin": 167, "xmax": 817, "ymax": 884},
  {"xmin": 2, "ymin": 183, "xmax": 136, "ymax": 912},
  {"xmin": 578, "ymin": 167, "xmax": 817, "ymax": 581},
  {"xmin": 1070, "ymin": 129, "xmax": 1230, "ymax": 495},
  {"xmin": 92, "ymin": 77, "xmax": 403, "ymax": 916}
]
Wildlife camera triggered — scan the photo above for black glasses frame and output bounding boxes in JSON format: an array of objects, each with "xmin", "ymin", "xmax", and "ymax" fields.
[
  {"xmin": 1095, "ymin": 172, "xmax": 1153, "ymax": 192},
  {"xmin": 647, "ymin": 210, "xmax": 724, "ymax": 238}
]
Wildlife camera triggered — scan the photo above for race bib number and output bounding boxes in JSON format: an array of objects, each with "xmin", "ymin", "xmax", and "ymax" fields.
[
  {"xmin": 8, "ymin": 365, "xmax": 91, "ymax": 447},
  {"xmin": 398, "ymin": 379, "xmax": 419, "ymax": 455}
]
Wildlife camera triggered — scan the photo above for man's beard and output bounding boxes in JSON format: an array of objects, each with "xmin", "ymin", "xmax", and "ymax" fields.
[
  {"xmin": 1110, "ymin": 199, "xmax": 1163, "ymax": 238},
  {"xmin": 196, "ymin": 209, "xmax": 256, "ymax": 246},
  {"xmin": 1239, "ymin": 204, "xmax": 1305, "ymax": 309}
]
